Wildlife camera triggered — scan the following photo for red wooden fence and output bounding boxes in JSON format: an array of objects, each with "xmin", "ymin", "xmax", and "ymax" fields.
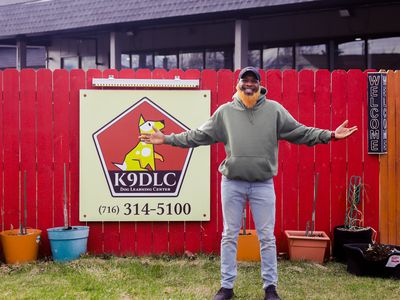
[{"xmin": 0, "ymin": 69, "xmax": 380, "ymax": 257}]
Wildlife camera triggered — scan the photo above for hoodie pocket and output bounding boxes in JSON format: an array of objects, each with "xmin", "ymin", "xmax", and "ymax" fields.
[{"xmin": 219, "ymin": 156, "xmax": 273, "ymax": 181}]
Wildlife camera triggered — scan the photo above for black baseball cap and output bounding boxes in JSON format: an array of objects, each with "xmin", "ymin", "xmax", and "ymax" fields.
[{"xmin": 238, "ymin": 66, "xmax": 261, "ymax": 81}]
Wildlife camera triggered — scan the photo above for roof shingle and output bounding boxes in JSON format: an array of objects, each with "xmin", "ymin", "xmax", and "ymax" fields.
[{"xmin": 0, "ymin": 0, "xmax": 317, "ymax": 37}]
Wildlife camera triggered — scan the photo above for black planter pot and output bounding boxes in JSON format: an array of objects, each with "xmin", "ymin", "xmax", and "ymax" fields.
[
  {"xmin": 344, "ymin": 243, "xmax": 400, "ymax": 278},
  {"xmin": 333, "ymin": 225, "xmax": 375, "ymax": 262}
]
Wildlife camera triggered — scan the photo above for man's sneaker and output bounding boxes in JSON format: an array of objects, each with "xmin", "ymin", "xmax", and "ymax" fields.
[
  {"xmin": 213, "ymin": 287, "xmax": 234, "ymax": 300},
  {"xmin": 264, "ymin": 285, "xmax": 281, "ymax": 300}
]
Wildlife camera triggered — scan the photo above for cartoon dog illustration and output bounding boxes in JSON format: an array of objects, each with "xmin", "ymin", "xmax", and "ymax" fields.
[{"xmin": 114, "ymin": 115, "xmax": 164, "ymax": 171}]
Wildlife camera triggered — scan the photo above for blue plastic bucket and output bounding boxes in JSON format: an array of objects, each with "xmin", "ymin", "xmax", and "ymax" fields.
[{"xmin": 47, "ymin": 226, "xmax": 89, "ymax": 262}]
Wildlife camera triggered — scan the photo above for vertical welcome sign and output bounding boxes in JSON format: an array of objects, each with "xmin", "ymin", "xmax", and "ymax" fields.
[
  {"xmin": 367, "ymin": 72, "xmax": 387, "ymax": 154},
  {"xmin": 80, "ymin": 90, "xmax": 210, "ymax": 221}
]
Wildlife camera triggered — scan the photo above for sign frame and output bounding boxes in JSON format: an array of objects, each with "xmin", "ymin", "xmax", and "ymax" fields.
[{"xmin": 79, "ymin": 90, "xmax": 211, "ymax": 222}]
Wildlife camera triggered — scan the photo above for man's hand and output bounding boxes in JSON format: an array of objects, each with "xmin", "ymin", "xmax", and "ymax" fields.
[
  {"xmin": 139, "ymin": 126, "xmax": 165, "ymax": 144},
  {"xmin": 334, "ymin": 120, "xmax": 358, "ymax": 140}
]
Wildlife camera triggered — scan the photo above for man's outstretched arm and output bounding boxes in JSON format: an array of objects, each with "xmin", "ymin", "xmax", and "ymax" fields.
[{"xmin": 139, "ymin": 126, "xmax": 217, "ymax": 148}]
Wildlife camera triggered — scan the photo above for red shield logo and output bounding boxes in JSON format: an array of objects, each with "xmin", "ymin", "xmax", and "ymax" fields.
[{"xmin": 93, "ymin": 97, "xmax": 193, "ymax": 197}]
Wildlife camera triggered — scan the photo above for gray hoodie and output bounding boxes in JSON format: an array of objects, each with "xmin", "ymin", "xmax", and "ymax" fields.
[{"xmin": 164, "ymin": 87, "xmax": 332, "ymax": 181}]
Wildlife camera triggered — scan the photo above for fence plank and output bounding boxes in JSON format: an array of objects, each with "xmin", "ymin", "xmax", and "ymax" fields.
[
  {"xmin": 118, "ymin": 68, "xmax": 137, "ymax": 256},
  {"xmin": 3, "ymin": 69, "xmax": 20, "ymax": 230},
  {"xmin": 362, "ymin": 71, "xmax": 380, "ymax": 237},
  {"xmin": 36, "ymin": 69, "xmax": 53, "ymax": 256},
  {"xmin": 331, "ymin": 70, "xmax": 348, "ymax": 229},
  {"xmin": 20, "ymin": 69, "xmax": 37, "ymax": 229},
  {"xmin": 395, "ymin": 71, "xmax": 400, "ymax": 245},
  {"xmin": 378, "ymin": 83, "xmax": 389, "ymax": 244},
  {"xmin": 102, "ymin": 69, "xmax": 121, "ymax": 255},
  {"xmin": 166, "ymin": 68, "xmax": 186, "ymax": 255},
  {"xmin": 69, "ymin": 69, "xmax": 86, "ymax": 229},
  {"xmin": 150, "ymin": 68, "xmax": 170, "ymax": 255},
  {"xmin": 265, "ymin": 70, "xmax": 283, "ymax": 246},
  {"xmin": 200, "ymin": 69, "xmax": 219, "ymax": 253},
  {"xmin": 298, "ymin": 70, "xmax": 315, "ymax": 232},
  {"xmin": 0, "ymin": 70, "xmax": 3, "ymax": 233},
  {"xmin": 347, "ymin": 70, "xmax": 365, "ymax": 232},
  {"xmin": 181, "ymin": 69, "xmax": 202, "ymax": 254},
  {"xmin": 134, "ymin": 69, "xmax": 155, "ymax": 255},
  {"xmin": 386, "ymin": 71, "xmax": 397, "ymax": 244},
  {"xmin": 281, "ymin": 70, "xmax": 299, "ymax": 236},
  {"xmin": 85, "ymin": 69, "xmax": 104, "ymax": 254},
  {"xmin": 315, "ymin": 70, "xmax": 332, "ymax": 235},
  {"xmin": 216, "ymin": 70, "xmax": 235, "ymax": 252},
  {"xmin": 53, "ymin": 70, "xmax": 70, "ymax": 231}
]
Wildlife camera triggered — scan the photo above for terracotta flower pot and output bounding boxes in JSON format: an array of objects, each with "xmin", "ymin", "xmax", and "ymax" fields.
[
  {"xmin": 237, "ymin": 229, "xmax": 260, "ymax": 261},
  {"xmin": 285, "ymin": 230, "xmax": 330, "ymax": 264}
]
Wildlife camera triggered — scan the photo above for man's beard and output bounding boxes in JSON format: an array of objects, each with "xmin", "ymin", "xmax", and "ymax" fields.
[{"xmin": 236, "ymin": 84, "xmax": 261, "ymax": 108}]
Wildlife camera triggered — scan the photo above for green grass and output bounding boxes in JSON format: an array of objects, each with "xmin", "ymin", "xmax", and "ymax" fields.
[{"xmin": 0, "ymin": 255, "xmax": 399, "ymax": 300}]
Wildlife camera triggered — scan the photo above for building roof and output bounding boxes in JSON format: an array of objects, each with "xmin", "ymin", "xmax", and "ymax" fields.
[{"xmin": 0, "ymin": 0, "xmax": 320, "ymax": 38}]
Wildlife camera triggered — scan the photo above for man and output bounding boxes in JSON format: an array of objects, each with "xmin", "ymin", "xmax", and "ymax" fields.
[{"xmin": 140, "ymin": 67, "xmax": 357, "ymax": 300}]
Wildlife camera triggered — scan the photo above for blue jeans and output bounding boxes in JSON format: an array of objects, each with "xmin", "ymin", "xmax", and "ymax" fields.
[{"xmin": 220, "ymin": 176, "xmax": 277, "ymax": 289}]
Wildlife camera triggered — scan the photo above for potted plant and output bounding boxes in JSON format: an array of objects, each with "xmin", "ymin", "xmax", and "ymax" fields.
[
  {"xmin": 285, "ymin": 173, "xmax": 330, "ymax": 264},
  {"xmin": 47, "ymin": 164, "xmax": 89, "ymax": 262},
  {"xmin": 344, "ymin": 243, "xmax": 400, "ymax": 278},
  {"xmin": 332, "ymin": 176, "xmax": 376, "ymax": 262},
  {"xmin": 0, "ymin": 171, "xmax": 41, "ymax": 264},
  {"xmin": 237, "ymin": 208, "xmax": 260, "ymax": 261}
]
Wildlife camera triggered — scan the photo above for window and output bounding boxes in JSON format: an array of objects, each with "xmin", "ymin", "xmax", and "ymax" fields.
[
  {"xmin": 296, "ymin": 44, "xmax": 327, "ymax": 70},
  {"xmin": 263, "ymin": 47, "xmax": 293, "ymax": 69},
  {"xmin": 368, "ymin": 37, "xmax": 400, "ymax": 70},
  {"xmin": 27, "ymin": 46, "xmax": 46, "ymax": 69},
  {"xmin": 130, "ymin": 55, "xmax": 139, "ymax": 69},
  {"xmin": 61, "ymin": 55, "xmax": 96, "ymax": 70},
  {"xmin": 135, "ymin": 53, "xmax": 153, "ymax": 69},
  {"xmin": 121, "ymin": 53, "xmax": 152, "ymax": 70},
  {"xmin": 0, "ymin": 45, "xmax": 46, "ymax": 69},
  {"xmin": 81, "ymin": 56, "xmax": 96, "ymax": 70},
  {"xmin": 121, "ymin": 54, "xmax": 130, "ymax": 69},
  {"xmin": 0, "ymin": 46, "xmax": 16, "ymax": 68},
  {"xmin": 259, "ymin": 37, "xmax": 399, "ymax": 70},
  {"xmin": 122, "ymin": 49, "xmax": 232, "ymax": 71},
  {"xmin": 143, "ymin": 54, "xmax": 153, "ymax": 69},
  {"xmin": 205, "ymin": 51, "xmax": 225, "ymax": 70},
  {"xmin": 336, "ymin": 40, "xmax": 365, "ymax": 70},
  {"xmin": 61, "ymin": 56, "xmax": 79, "ymax": 70},
  {"xmin": 120, "ymin": 53, "xmax": 156, "ymax": 70},
  {"xmin": 248, "ymin": 50, "xmax": 261, "ymax": 68},
  {"xmin": 179, "ymin": 52, "xmax": 203, "ymax": 70},
  {"xmin": 155, "ymin": 54, "xmax": 177, "ymax": 70}
]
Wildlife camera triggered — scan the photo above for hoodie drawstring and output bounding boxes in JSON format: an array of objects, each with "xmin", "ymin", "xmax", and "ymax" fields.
[{"xmin": 248, "ymin": 109, "xmax": 255, "ymax": 124}]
